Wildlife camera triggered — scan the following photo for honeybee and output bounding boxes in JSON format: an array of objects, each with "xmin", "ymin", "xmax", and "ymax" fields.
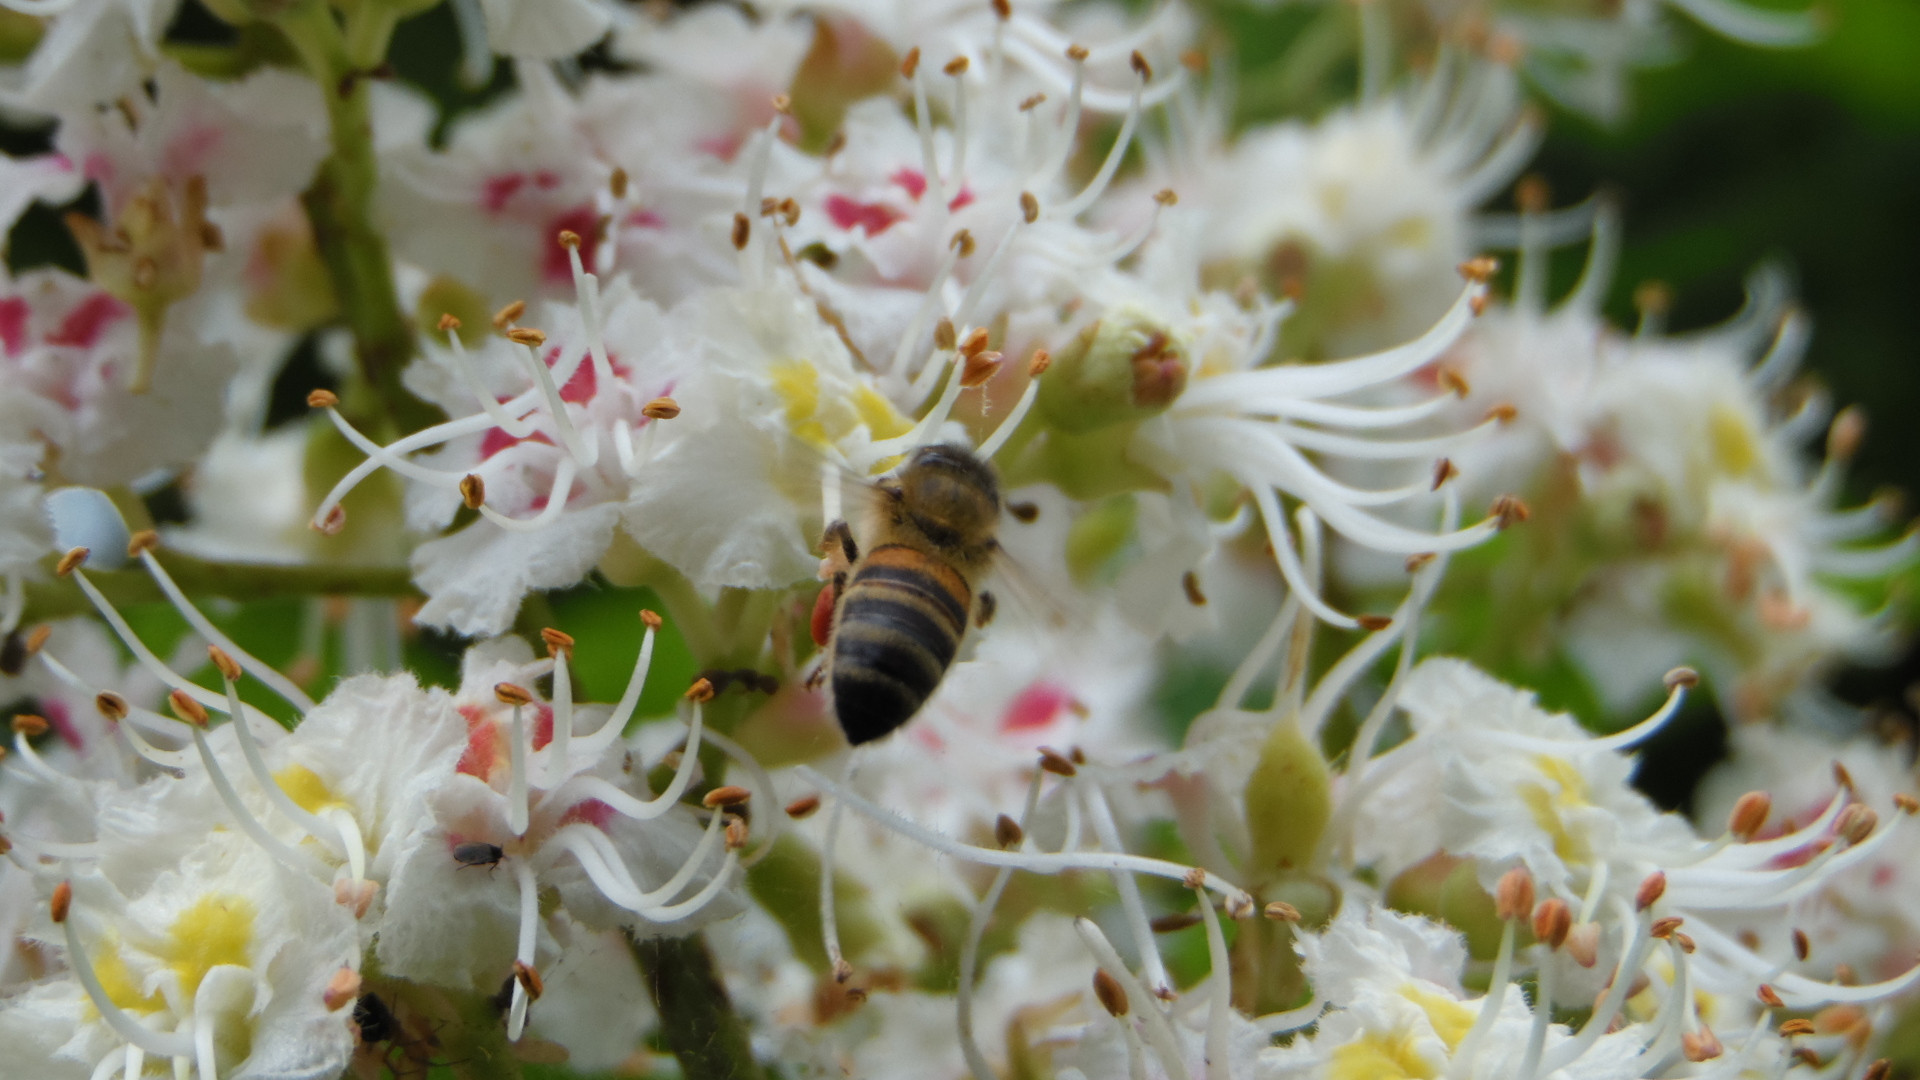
[{"xmin": 813, "ymin": 443, "xmax": 1004, "ymax": 745}]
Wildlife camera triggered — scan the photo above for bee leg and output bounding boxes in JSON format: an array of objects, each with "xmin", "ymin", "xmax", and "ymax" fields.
[
  {"xmin": 976, "ymin": 590, "xmax": 997, "ymax": 628},
  {"xmin": 826, "ymin": 519, "xmax": 858, "ymax": 564}
]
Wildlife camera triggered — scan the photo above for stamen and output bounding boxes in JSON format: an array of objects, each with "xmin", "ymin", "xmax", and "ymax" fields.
[
  {"xmin": 177, "ymin": 690, "xmax": 312, "ymax": 872},
  {"xmin": 1514, "ymin": 175, "xmax": 1551, "ymax": 316},
  {"xmin": 739, "ymin": 114, "xmax": 783, "ymax": 282},
  {"xmin": 575, "ymin": 612, "xmax": 660, "ymax": 753},
  {"xmin": 1080, "ymin": 777, "xmax": 1171, "ymax": 995},
  {"xmin": 498, "ymin": 685, "xmax": 532, "ymax": 837},
  {"xmin": 53, "ymin": 882, "xmax": 196, "ymax": 1059},
  {"xmin": 561, "ymin": 236, "xmax": 615, "ymax": 393},
  {"xmin": 479, "ymin": 457, "xmax": 579, "ymax": 533},
  {"xmin": 545, "ymin": 633, "xmax": 574, "ymax": 784},
  {"xmin": 309, "ymin": 410, "xmax": 499, "ymax": 529},
  {"xmin": 1033, "ymin": 46, "xmax": 1085, "ymax": 187},
  {"xmin": 1197, "ymin": 888, "xmax": 1232, "ymax": 1080},
  {"xmin": 507, "ymin": 337, "xmax": 594, "ymax": 468},
  {"xmin": 820, "ymin": 758, "xmax": 855, "ymax": 982},
  {"xmin": 793, "ymin": 763, "xmax": 1254, "ymax": 908},
  {"xmin": 907, "ymin": 55, "xmax": 948, "ymax": 225},
  {"xmin": 947, "ymin": 56, "xmax": 971, "ymax": 187},
  {"xmin": 1107, "ymin": 189, "xmax": 1177, "ymax": 264},
  {"xmin": 216, "ymin": 648, "xmax": 346, "ymax": 859},
  {"xmin": 194, "ymin": 967, "xmax": 256, "ymax": 1080},
  {"xmin": 1053, "ymin": 68, "xmax": 1144, "ymax": 219},
  {"xmin": 1072, "ymin": 917, "xmax": 1187, "ymax": 1079},
  {"xmin": 508, "ymin": 858, "xmax": 537, "ymax": 1040},
  {"xmin": 442, "ymin": 322, "xmax": 538, "ymax": 438},
  {"xmin": 140, "ymin": 551, "xmax": 314, "ymax": 712},
  {"xmin": 885, "ymin": 241, "xmax": 965, "ymax": 393},
  {"xmin": 975, "ymin": 350, "xmax": 1050, "ymax": 460},
  {"xmin": 957, "ymin": 771, "xmax": 1045, "ymax": 1080},
  {"xmin": 1543, "ymin": 907, "xmax": 1657, "ymax": 1071},
  {"xmin": 1450, "ymin": 902, "xmax": 1519, "ymax": 1078}
]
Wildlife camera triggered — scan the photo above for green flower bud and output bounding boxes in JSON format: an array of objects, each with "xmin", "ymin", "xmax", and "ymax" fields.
[
  {"xmin": 1385, "ymin": 852, "xmax": 1515, "ymax": 961},
  {"xmin": 1035, "ymin": 310, "xmax": 1189, "ymax": 435},
  {"xmin": 1243, "ymin": 717, "xmax": 1331, "ymax": 886}
]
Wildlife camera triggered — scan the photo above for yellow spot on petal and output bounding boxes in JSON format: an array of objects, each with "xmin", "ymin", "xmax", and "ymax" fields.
[
  {"xmin": 1329, "ymin": 1030, "xmax": 1439, "ymax": 1080},
  {"xmin": 1518, "ymin": 754, "xmax": 1594, "ymax": 865},
  {"xmin": 95, "ymin": 935, "xmax": 164, "ymax": 1014},
  {"xmin": 166, "ymin": 894, "xmax": 254, "ymax": 997},
  {"xmin": 1709, "ymin": 404, "xmax": 1760, "ymax": 477},
  {"xmin": 852, "ymin": 385, "xmax": 912, "ymax": 440},
  {"xmin": 274, "ymin": 764, "xmax": 335, "ymax": 814},
  {"xmin": 770, "ymin": 361, "xmax": 820, "ymax": 425},
  {"xmin": 1401, "ymin": 984, "xmax": 1477, "ymax": 1052}
]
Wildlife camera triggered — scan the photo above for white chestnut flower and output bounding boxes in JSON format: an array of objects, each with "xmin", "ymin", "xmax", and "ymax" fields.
[{"xmin": 0, "ymin": 0, "xmax": 178, "ymax": 112}]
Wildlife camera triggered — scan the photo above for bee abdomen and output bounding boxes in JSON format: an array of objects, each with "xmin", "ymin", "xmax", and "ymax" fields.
[{"xmin": 831, "ymin": 546, "xmax": 970, "ymax": 745}]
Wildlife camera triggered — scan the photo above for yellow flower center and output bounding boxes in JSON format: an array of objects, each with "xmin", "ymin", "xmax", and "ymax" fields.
[
  {"xmin": 165, "ymin": 894, "xmax": 255, "ymax": 997},
  {"xmin": 1517, "ymin": 754, "xmax": 1594, "ymax": 865},
  {"xmin": 274, "ymin": 764, "xmax": 336, "ymax": 814},
  {"xmin": 768, "ymin": 359, "xmax": 912, "ymax": 457}
]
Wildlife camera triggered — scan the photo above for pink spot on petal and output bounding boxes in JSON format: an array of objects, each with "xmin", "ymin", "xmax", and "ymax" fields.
[
  {"xmin": 947, "ymin": 187, "xmax": 974, "ymax": 212},
  {"xmin": 457, "ymin": 704, "xmax": 501, "ymax": 778},
  {"xmin": 547, "ymin": 344, "xmax": 597, "ymax": 404},
  {"xmin": 0, "ymin": 297, "xmax": 29, "ymax": 356},
  {"xmin": 481, "ymin": 173, "xmax": 527, "ymax": 213},
  {"xmin": 46, "ymin": 293, "xmax": 127, "ymax": 349},
  {"xmin": 44, "ymin": 700, "xmax": 82, "ymax": 752},
  {"xmin": 561, "ymin": 799, "xmax": 615, "ymax": 828},
  {"xmin": 532, "ymin": 170, "xmax": 560, "ymax": 190},
  {"xmin": 480, "ymin": 426, "xmax": 554, "ymax": 459},
  {"xmin": 826, "ymin": 195, "xmax": 901, "ymax": 236},
  {"xmin": 530, "ymin": 703, "xmax": 555, "ymax": 751},
  {"xmin": 699, "ymin": 135, "xmax": 743, "ymax": 162},
  {"xmin": 626, "ymin": 209, "xmax": 665, "ymax": 229},
  {"xmin": 890, "ymin": 168, "xmax": 927, "ymax": 200},
  {"xmin": 1001, "ymin": 682, "xmax": 1075, "ymax": 734}
]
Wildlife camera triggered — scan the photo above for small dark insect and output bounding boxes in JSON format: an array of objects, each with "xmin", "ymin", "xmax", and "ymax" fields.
[
  {"xmin": 452, "ymin": 841, "xmax": 504, "ymax": 871},
  {"xmin": 0, "ymin": 630, "xmax": 25, "ymax": 676},
  {"xmin": 353, "ymin": 993, "xmax": 398, "ymax": 1044}
]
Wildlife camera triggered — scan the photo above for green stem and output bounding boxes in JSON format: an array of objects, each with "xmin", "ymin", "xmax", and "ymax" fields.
[
  {"xmin": 23, "ymin": 552, "xmax": 414, "ymax": 623},
  {"xmin": 273, "ymin": 0, "xmax": 436, "ymax": 434},
  {"xmin": 631, "ymin": 933, "xmax": 768, "ymax": 1080}
]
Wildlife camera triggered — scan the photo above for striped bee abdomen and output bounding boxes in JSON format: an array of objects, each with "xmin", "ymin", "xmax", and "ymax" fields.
[{"xmin": 830, "ymin": 544, "xmax": 971, "ymax": 745}]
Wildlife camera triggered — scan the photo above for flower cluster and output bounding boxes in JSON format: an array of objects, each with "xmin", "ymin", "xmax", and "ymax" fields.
[{"xmin": 0, "ymin": 0, "xmax": 1910, "ymax": 1078}]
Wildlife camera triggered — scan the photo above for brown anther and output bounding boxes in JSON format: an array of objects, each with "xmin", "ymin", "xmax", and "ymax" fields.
[
  {"xmin": 931, "ymin": 321, "xmax": 959, "ymax": 358},
  {"xmin": 1037, "ymin": 746, "xmax": 1077, "ymax": 776},
  {"xmin": 505, "ymin": 327, "xmax": 546, "ymax": 347},
  {"xmin": 1681, "ymin": 1028, "xmax": 1723, "ymax": 1062},
  {"xmin": 1070, "ymin": 746, "xmax": 1087, "ymax": 764},
  {"xmin": 96, "ymin": 692, "xmax": 129, "ymax": 720},
  {"xmin": 315, "ymin": 505, "xmax": 346, "ymax": 535},
  {"xmin": 1566, "ymin": 922, "xmax": 1600, "ymax": 967},
  {"xmin": 1020, "ymin": 190, "xmax": 1040, "ymax": 223},
  {"xmin": 1354, "ymin": 614, "xmax": 1393, "ymax": 631},
  {"xmin": 25, "ymin": 625, "xmax": 51, "ymax": 655},
  {"xmin": 1092, "ymin": 968, "xmax": 1128, "ymax": 1017},
  {"xmin": 460, "ymin": 474, "xmax": 486, "ymax": 510},
  {"xmin": 513, "ymin": 960, "xmax": 544, "ymax": 1000},
  {"xmin": 1406, "ymin": 552, "xmax": 1437, "ymax": 573},
  {"xmin": 492, "ymin": 299, "xmax": 526, "ymax": 328},
  {"xmin": 731, "ymin": 212, "xmax": 751, "ymax": 251},
  {"xmin": 1864, "ymin": 1060, "xmax": 1892, "ymax": 1080},
  {"xmin": 1226, "ymin": 894, "xmax": 1255, "ymax": 920},
  {"xmin": 1836, "ymin": 804, "xmax": 1877, "ymax": 846},
  {"xmin": 1028, "ymin": 349, "xmax": 1051, "ymax": 377},
  {"xmin": 1778, "ymin": 1019, "xmax": 1816, "ymax": 1037},
  {"xmin": 995, "ymin": 814, "xmax": 1024, "ymax": 849},
  {"xmin": 1828, "ymin": 405, "xmax": 1866, "ymax": 462},
  {"xmin": 557, "ymin": 230, "xmax": 581, "ymax": 249},
  {"xmin": 1066, "ymin": 44, "xmax": 1089, "ymax": 62},
  {"xmin": 639, "ymin": 609, "xmax": 663, "ymax": 630},
  {"xmin": 1758, "ymin": 984, "xmax": 1785, "ymax": 1007},
  {"xmin": 1632, "ymin": 281, "xmax": 1671, "ymax": 319},
  {"xmin": 609, "ymin": 167, "xmax": 629, "ymax": 200},
  {"xmin": 11, "ymin": 714, "xmax": 47, "ymax": 737},
  {"xmin": 208, "ymin": 645, "xmax": 242, "ymax": 683},
  {"xmin": 1182, "ymin": 867, "xmax": 1206, "ymax": 889},
  {"xmin": 1150, "ymin": 912, "xmax": 1202, "ymax": 933},
  {"xmin": 1019, "ymin": 93, "xmax": 1047, "ymax": 111},
  {"xmin": 1129, "ymin": 50, "xmax": 1152, "ymax": 80},
  {"xmin": 960, "ymin": 352, "xmax": 1003, "ymax": 388},
  {"xmin": 760, "ymin": 196, "xmax": 779, "ymax": 218},
  {"xmin": 1674, "ymin": 932, "xmax": 1695, "ymax": 953},
  {"xmin": 1432, "ymin": 458, "xmax": 1459, "ymax": 490},
  {"xmin": 55, "ymin": 548, "xmax": 88, "ymax": 577},
  {"xmin": 1484, "ymin": 402, "xmax": 1518, "ymax": 424},
  {"xmin": 952, "ymin": 229, "xmax": 976, "ymax": 258},
  {"xmin": 325, "ymin": 967, "xmax": 362, "ymax": 1011},
  {"xmin": 0, "ymin": 835, "xmax": 9, "ymax": 854},
  {"xmin": 1457, "ymin": 256, "xmax": 1499, "ymax": 282},
  {"xmin": 1650, "ymin": 916, "xmax": 1685, "ymax": 939},
  {"xmin": 1533, "ymin": 898, "xmax": 1572, "ymax": 949},
  {"xmin": 686, "ymin": 677, "xmax": 716, "ymax": 703},
  {"xmin": 1635, "ymin": 871, "xmax": 1667, "ymax": 911},
  {"xmin": 900, "ymin": 47, "xmax": 921, "ymax": 78},
  {"xmin": 1728, "ymin": 791, "xmax": 1771, "ymax": 840},
  {"xmin": 771, "ymin": 94, "xmax": 792, "ymax": 114},
  {"xmin": 702, "ymin": 785, "xmax": 752, "ymax": 809},
  {"xmin": 642, "ymin": 397, "xmax": 682, "ymax": 420},
  {"xmin": 785, "ymin": 795, "xmax": 821, "ymax": 819},
  {"xmin": 1154, "ymin": 189, "xmax": 1178, "ymax": 206},
  {"xmin": 306, "ymin": 387, "xmax": 342, "ymax": 409},
  {"xmin": 991, "ymin": 0, "xmax": 1011, "ymax": 19},
  {"xmin": 1437, "ymin": 366, "xmax": 1471, "ymax": 397},
  {"xmin": 1516, "ymin": 174, "xmax": 1550, "ymax": 214},
  {"xmin": 1179, "ymin": 48, "xmax": 1207, "ymax": 72},
  {"xmin": 1894, "ymin": 793, "xmax": 1918, "ymax": 814},
  {"xmin": 127, "ymin": 530, "xmax": 159, "ymax": 557},
  {"xmin": 539, "ymin": 628, "xmax": 575, "ymax": 658},
  {"xmin": 1495, "ymin": 867, "xmax": 1535, "ymax": 922},
  {"xmin": 494, "ymin": 682, "xmax": 534, "ymax": 707},
  {"xmin": 1834, "ymin": 761, "xmax": 1856, "ymax": 790},
  {"xmin": 1263, "ymin": 901, "xmax": 1302, "ymax": 922},
  {"xmin": 832, "ymin": 958, "xmax": 854, "ymax": 984},
  {"xmin": 779, "ymin": 198, "xmax": 800, "ymax": 226},
  {"xmin": 169, "ymin": 689, "xmax": 209, "ymax": 728},
  {"xmin": 334, "ymin": 878, "xmax": 377, "ymax": 918},
  {"xmin": 1470, "ymin": 292, "xmax": 1490, "ymax": 316},
  {"xmin": 725, "ymin": 816, "xmax": 749, "ymax": 850},
  {"xmin": 1792, "ymin": 928, "xmax": 1811, "ymax": 961},
  {"xmin": 1490, "ymin": 494, "xmax": 1531, "ymax": 529},
  {"xmin": 51, "ymin": 880, "xmax": 71, "ymax": 923},
  {"xmin": 944, "ymin": 56, "xmax": 969, "ymax": 76},
  {"xmin": 1663, "ymin": 666, "xmax": 1700, "ymax": 690},
  {"xmin": 959, "ymin": 326, "xmax": 991, "ymax": 359},
  {"xmin": 1791, "ymin": 1048, "xmax": 1823, "ymax": 1068},
  {"xmin": 1182, "ymin": 570, "xmax": 1207, "ymax": 606}
]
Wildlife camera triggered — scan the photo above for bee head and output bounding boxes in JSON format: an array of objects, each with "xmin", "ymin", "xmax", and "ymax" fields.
[{"xmin": 897, "ymin": 444, "xmax": 1001, "ymax": 552}]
